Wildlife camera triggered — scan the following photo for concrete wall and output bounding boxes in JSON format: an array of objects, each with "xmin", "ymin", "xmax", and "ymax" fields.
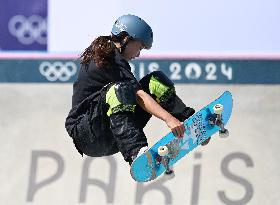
[{"xmin": 1, "ymin": 83, "xmax": 279, "ymax": 205}]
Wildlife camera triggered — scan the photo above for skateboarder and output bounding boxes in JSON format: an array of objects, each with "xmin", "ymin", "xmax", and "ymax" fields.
[{"xmin": 65, "ymin": 14, "xmax": 210, "ymax": 166}]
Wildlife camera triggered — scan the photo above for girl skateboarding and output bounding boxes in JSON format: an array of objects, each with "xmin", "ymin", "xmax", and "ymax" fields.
[{"xmin": 65, "ymin": 14, "xmax": 210, "ymax": 166}]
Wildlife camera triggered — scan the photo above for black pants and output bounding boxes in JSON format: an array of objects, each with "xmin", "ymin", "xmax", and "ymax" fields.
[{"xmin": 107, "ymin": 71, "xmax": 195, "ymax": 163}]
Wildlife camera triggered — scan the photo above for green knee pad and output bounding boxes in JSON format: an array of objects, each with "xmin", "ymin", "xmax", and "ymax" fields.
[
  {"xmin": 106, "ymin": 83, "xmax": 137, "ymax": 116},
  {"xmin": 149, "ymin": 75, "xmax": 175, "ymax": 103}
]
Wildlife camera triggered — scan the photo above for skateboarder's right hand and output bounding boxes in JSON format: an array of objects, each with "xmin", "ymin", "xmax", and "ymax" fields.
[
  {"xmin": 165, "ymin": 115, "xmax": 185, "ymax": 138},
  {"xmin": 136, "ymin": 90, "xmax": 184, "ymax": 138}
]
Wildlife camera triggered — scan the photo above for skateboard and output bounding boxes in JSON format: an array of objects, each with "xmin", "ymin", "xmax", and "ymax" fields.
[{"xmin": 130, "ymin": 91, "xmax": 233, "ymax": 182}]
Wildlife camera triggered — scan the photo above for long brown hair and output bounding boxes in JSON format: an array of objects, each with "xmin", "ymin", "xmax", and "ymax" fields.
[
  {"xmin": 80, "ymin": 32, "xmax": 129, "ymax": 68},
  {"xmin": 80, "ymin": 36, "xmax": 114, "ymax": 68}
]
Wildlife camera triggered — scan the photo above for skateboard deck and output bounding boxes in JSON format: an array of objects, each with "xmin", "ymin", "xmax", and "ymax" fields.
[{"xmin": 130, "ymin": 91, "xmax": 233, "ymax": 182}]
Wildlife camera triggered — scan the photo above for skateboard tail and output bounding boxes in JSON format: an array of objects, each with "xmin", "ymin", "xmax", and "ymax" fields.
[{"xmin": 131, "ymin": 152, "xmax": 157, "ymax": 182}]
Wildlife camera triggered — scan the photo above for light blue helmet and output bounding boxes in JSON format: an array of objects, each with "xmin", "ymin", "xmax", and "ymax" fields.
[{"xmin": 111, "ymin": 14, "xmax": 153, "ymax": 49}]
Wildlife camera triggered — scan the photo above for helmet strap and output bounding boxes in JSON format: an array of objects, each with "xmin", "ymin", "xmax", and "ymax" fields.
[{"xmin": 119, "ymin": 36, "xmax": 131, "ymax": 54}]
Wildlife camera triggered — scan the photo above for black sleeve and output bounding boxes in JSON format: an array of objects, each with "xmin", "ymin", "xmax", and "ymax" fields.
[{"xmin": 118, "ymin": 66, "xmax": 142, "ymax": 91}]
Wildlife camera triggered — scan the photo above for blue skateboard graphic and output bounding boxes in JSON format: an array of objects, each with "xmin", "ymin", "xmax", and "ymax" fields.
[{"xmin": 131, "ymin": 91, "xmax": 233, "ymax": 182}]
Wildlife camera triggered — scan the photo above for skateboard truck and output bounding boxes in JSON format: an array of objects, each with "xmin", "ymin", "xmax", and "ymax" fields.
[
  {"xmin": 211, "ymin": 104, "xmax": 229, "ymax": 138},
  {"xmin": 157, "ymin": 146, "xmax": 175, "ymax": 179}
]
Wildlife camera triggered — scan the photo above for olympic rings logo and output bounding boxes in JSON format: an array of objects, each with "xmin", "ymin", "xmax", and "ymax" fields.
[
  {"xmin": 39, "ymin": 61, "xmax": 77, "ymax": 82},
  {"xmin": 8, "ymin": 15, "xmax": 47, "ymax": 45}
]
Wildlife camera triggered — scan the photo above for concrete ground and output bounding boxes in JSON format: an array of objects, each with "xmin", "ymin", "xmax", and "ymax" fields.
[{"xmin": 0, "ymin": 84, "xmax": 279, "ymax": 205}]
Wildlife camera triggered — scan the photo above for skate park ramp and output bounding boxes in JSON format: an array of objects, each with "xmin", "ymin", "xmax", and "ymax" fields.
[{"xmin": 1, "ymin": 57, "xmax": 280, "ymax": 205}]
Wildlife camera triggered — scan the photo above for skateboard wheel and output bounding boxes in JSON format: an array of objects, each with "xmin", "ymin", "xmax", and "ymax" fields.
[
  {"xmin": 164, "ymin": 169, "xmax": 175, "ymax": 180},
  {"xmin": 219, "ymin": 129, "xmax": 229, "ymax": 138},
  {"xmin": 158, "ymin": 146, "xmax": 169, "ymax": 156},
  {"xmin": 213, "ymin": 104, "xmax": 224, "ymax": 115}
]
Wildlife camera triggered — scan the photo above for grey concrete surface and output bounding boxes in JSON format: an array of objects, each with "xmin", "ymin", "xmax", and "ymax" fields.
[{"xmin": 0, "ymin": 84, "xmax": 279, "ymax": 205}]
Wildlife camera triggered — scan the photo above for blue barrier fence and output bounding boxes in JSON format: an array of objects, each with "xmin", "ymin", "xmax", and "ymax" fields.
[{"xmin": 0, "ymin": 57, "xmax": 279, "ymax": 84}]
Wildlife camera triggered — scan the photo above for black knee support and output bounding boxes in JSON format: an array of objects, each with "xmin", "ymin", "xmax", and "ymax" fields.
[
  {"xmin": 139, "ymin": 71, "xmax": 195, "ymax": 122},
  {"xmin": 139, "ymin": 71, "xmax": 175, "ymax": 103},
  {"xmin": 106, "ymin": 80, "xmax": 139, "ymax": 116}
]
